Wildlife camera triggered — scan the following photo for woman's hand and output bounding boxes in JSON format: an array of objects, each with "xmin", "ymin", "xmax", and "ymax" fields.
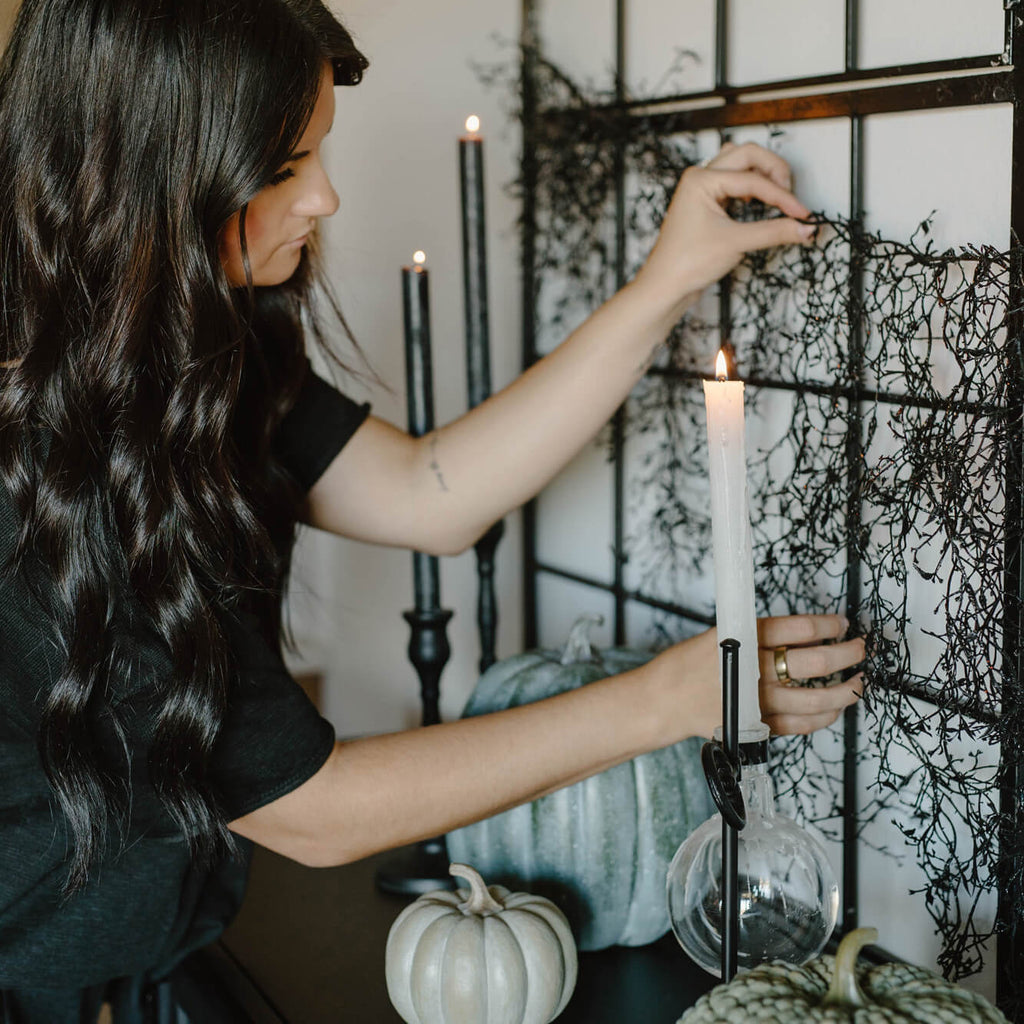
[
  {"xmin": 648, "ymin": 613, "xmax": 865, "ymax": 743},
  {"xmin": 756, "ymin": 614, "xmax": 865, "ymax": 736},
  {"xmin": 634, "ymin": 141, "xmax": 816, "ymax": 315}
]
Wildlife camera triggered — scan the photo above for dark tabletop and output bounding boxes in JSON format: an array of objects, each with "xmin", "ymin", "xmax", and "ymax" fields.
[{"xmin": 182, "ymin": 844, "xmax": 717, "ymax": 1023}]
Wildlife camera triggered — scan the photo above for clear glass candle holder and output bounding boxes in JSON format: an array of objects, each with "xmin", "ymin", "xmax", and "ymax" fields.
[{"xmin": 666, "ymin": 738, "xmax": 839, "ymax": 976}]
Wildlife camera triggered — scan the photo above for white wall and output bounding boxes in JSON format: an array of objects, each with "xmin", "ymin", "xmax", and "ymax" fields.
[{"xmin": 285, "ymin": 0, "xmax": 523, "ymax": 734}]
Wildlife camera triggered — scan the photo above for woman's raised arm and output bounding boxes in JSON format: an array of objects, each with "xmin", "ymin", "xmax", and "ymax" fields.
[{"xmin": 303, "ymin": 143, "xmax": 816, "ymax": 556}]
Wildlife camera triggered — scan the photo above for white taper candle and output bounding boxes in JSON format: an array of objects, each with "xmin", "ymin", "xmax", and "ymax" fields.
[{"xmin": 703, "ymin": 351, "xmax": 763, "ymax": 732}]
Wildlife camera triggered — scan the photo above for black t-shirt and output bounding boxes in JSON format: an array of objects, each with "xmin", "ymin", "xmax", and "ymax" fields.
[{"xmin": 0, "ymin": 362, "xmax": 370, "ymax": 990}]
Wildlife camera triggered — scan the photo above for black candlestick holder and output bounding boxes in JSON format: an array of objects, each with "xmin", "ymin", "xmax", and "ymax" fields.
[
  {"xmin": 375, "ymin": 596, "xmax": 455, "ymax": 896},
  {"xmin": 460, "ymin": 131, "xmax": 504, "ymax": 675},
  {"xmin": 473, "ymin": 520, "xmax": 504, "ymax": 673},
  {"xmin": 701, "ymin": 637, "xmax": 745, "ymax": 982}
]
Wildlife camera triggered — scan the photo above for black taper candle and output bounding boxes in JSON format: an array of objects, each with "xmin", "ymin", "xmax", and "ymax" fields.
[
  {"xmin": 721, "ymin": 637, "xmax": 741, "ymax": 983},
  {"xmin": 459, "ymin": 118, "xmax": 491, "ymax": 409},
  {"xmin": 402, "ymin": 257, "xmax": 432, "ymax": 428},
  {"xmin": 459, "ymin": 118, "xmax": 504, "ymax": 673},
  {"xmin": 377, "ymin": 255, "xmax": 454, "ymax": 896},
  {"xmin": 402, "ymin": 257, "xmax": 442, "ymax": 622}
]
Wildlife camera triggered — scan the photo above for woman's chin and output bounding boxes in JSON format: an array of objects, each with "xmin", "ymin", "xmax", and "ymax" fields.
[
  {"xmin": 222, "ymin": 242, "xmax": 306, "ymax": 288},
  {"xmin": 251, "ymin": 249, "xmax": 305, "ymax": 287}
]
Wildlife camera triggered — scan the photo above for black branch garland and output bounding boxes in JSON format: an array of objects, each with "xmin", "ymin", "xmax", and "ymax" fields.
[{"xmin": 499, "ymin": 47, "xmax": 1023, "ymax": 988}]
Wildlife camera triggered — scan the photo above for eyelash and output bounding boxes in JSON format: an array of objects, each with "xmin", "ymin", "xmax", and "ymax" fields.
[{"xmin": 269, "ymin": 167, "xmax": 295, "ymax": 187}]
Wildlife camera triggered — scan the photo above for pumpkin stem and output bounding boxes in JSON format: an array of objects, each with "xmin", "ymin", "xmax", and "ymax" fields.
[
  {"xmin": 561, "ymin": 614, "xmax": 604, "ymax": 665},
  {"xmin": 450, "ymin": 863, "xmax": 505, "ymax": 916},
  {"xmin": 820, "ymin": 927, "xmax": 879, "ymax": 1009}
]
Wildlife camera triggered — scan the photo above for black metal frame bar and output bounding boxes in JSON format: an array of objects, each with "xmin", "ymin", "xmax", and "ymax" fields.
[
  {"xmin": 612, "ymin": 0, "xmax": 628, "ymax": 644},
  {"xmin": 540, "ymin": 68, "xmax": 1013, "ymax": 133},
  {"xmin": 842, "ymin": 0, "xmax": 865, "ymax": 933},
  {"xmin": 575, "ymin": 56, "xmax": 1006, "ymax": 113},
  {"xmin": 999, "ymin": 2, "xmax": 1024, "ymax": 1012},
  {"xmin": 521, "ymin": 0, "xmax": 541, "ymax": 650},
  {"xmin": 520, "ymin": 0, "xmax": 1022, "ymax": 1011}
]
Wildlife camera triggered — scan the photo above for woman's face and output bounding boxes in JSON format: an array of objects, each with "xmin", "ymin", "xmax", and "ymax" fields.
[{"xmin": 220, "ymin": 64, "xmax": 340, "ymax": 287}]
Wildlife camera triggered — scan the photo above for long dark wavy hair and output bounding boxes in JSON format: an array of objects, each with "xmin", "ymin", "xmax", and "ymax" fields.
[{"xmin": 0, "ymin": 0, "xmax": 367, "ymax": 894}]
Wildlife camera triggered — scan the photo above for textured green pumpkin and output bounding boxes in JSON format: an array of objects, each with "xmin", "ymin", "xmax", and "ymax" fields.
[
  {"xmin": 678, "ymin": 928, "xmax": 1009, "ymax": 1023},
  {"xmin": 385, "ymin": 863, "xmax": 577, "ymax": 1024},
  {"xmin": 446, "ymin": 616, "xmax": 713, "ymax": 951}
]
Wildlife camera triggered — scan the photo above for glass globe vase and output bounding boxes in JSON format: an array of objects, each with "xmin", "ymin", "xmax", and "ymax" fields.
[{"xmin": 666, "ymin": 744, "xmax": 839, "ymax": 976}]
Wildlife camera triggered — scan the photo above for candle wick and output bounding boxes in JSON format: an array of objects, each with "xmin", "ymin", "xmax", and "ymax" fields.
[{"xmin": 717, "ymin": 374, "xmax": 727, "ymax": 383}]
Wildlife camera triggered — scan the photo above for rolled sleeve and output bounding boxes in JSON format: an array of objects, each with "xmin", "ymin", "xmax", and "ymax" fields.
[
  {"xmin": 274, "ymin": 360, "xmax": 371, "ymax": 491},
  {"xmin": 210, "ymin": 613, "xmax": 337, "ymax": 821}
]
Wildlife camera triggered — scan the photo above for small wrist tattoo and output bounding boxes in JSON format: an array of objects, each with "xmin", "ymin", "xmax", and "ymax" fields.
[
  {"xmin": 637, "ymin": 341, "xmax": 663, "ymax": 375},
  {"xmin": 429, "ymin": 433, "xmax": 450, "ymax": 493}
]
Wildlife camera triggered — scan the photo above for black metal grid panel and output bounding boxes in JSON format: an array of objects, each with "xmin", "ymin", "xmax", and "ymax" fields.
[{"xmin": 519, "ymin": 0, "xmax": 1022, "ymax": 1012}]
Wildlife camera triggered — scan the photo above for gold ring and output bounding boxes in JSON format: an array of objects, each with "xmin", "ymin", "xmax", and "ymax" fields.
[{"xmin": 774, "ymin": 646, "xmax": 792, "ymax": 686}]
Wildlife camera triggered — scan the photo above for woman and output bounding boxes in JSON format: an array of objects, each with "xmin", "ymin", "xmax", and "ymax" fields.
[{"xmin": 0, "ymin": 0, "xmax": 864, "ymax": 1019}]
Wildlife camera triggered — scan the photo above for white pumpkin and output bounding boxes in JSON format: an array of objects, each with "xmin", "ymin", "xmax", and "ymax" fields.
[{"xmin": 385, "ymin": 863, "xmax": 578, "ymax": 1024}]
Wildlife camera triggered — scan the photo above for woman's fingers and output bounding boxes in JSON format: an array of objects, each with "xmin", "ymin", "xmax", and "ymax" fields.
[
  {"xmin": 727, "ymin": 214, "xmax": 817, "ymax": 253},
  {"xmin": 758, "ymin": 637, "xmax": 866, "ymax": 685},
  {"xmin": 703, "ymin": 140, "xmax": 794, "ymax": 192},
  {"xmin": 757, "ymin": 613, "xmax": 849, "ymax": 648},
  {"xmin": 761, "ymin": 674, "xmax": 865, "ymax": 736},
  {"xmin": 763, "ymin": 709, "xmax": 845, "ymax": 736},
  {"xmin": 764, "ymin": 673, "xmax": 865, "ymax": 715},
  {"xmin": 753, "ymin": 612, "xmax": 867, "ymax": 738},
  {"xmin": 705, "ymin": 169, "xmax": 809, "ymax": 220}
]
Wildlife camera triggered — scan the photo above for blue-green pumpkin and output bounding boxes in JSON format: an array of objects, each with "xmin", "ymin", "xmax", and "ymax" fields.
[{"xmin": 446, "ymin": 615, "xmax": 713, "ymax": 952}]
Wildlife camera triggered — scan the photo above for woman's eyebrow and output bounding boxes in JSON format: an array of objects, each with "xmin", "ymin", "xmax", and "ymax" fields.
[{"xmin": 286, "ymin": 149, "xmax": 311, "ymax": 162}]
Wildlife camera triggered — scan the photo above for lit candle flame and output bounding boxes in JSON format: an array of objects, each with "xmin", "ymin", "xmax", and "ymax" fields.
[
  {"xmin": 465, "ymin": 114, "xmax": 481, "ymax": 134},
  {"xmin": 413, "ymin": 250, "xmax": 426, "ymax": 266},
  {"xmin": 715, "ymin": 350, "xmax": 728, "ymax": 381}
]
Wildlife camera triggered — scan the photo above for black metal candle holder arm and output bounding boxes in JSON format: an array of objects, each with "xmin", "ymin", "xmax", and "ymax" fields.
[{"xmin": 701, "ymin": 637, "xmax": 744, "ymax": 983}]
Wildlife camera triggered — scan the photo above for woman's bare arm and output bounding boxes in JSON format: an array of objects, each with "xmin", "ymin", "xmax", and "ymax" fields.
[
  {"xmin": 229, "ymin": 615, "xmax": 863, "ymax": 867},
  {"xmin": 302, "ymin": 144, "xmax": 817, "ymax": 556}
]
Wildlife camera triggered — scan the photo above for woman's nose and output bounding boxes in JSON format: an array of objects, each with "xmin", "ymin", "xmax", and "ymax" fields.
[{"xmin": 295, "ymin": 163, "xmax": 340, "ymax": 219}]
